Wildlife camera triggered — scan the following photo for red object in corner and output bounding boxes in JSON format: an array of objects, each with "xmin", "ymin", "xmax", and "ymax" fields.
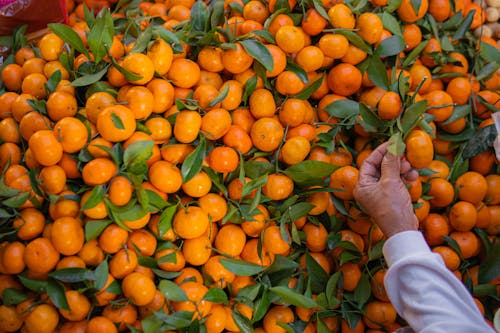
[{"xmin": 0, "ymin": 0, "xmax": 67, "ymax": 36}]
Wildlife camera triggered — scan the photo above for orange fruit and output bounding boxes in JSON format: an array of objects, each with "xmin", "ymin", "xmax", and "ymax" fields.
[
  {"xmin": 397, "ymin": 0, "xmax": 429, "ymax": 22},
  {"xmin": 356, "ymin": 13, "xmax": 383, "ymax": 44},
  {"xmin": 28, "ymin": 130, "xmax": 63, "ymax": 166},
  {"xmin": 250, "ymin": 117, "xmax": 284, "ymax": 152},
  {"xmin": 275, "ymin": 25, "xmax": 306, "ymax": 54},
  {"xmin": 173, "ymin": 206, "xmax": 210, "ymax": 239},
  {"xmin": 455, "ymin": 171, "xmax": 487, "ymax": 204},
  {"xmin": 122, "ymin": 272, "xmax": 156, "ymax": 306},
  {"xmin": 405, "ymin": 130, "xmax": 433, "ymax": 169},
  {"xmin": 363, "ymin": 301, "xmax": 397, "ymax": 329},
  {"xmin": 263, "ymin": 306, "xmax": 294, "ymax": 333},
  {"xmin": 122, "ymin": 53, "xmax": 155, "ymax": 85},
  {"xmin": 449, "ymin": 201, "xmax": 477, "ymax": 232},
  {"xmin": 328, "ymin": 4, "xmax": 355, "ymax": 29},
  {"xmin": 330, "ymin": 166, "xmax": 359, "ymax": 200},
  {"xmin": 148, "ymin": 160, "xmax": 183, "ymax": 194},
  {"xmin": 327, "ymin": 63, "xmax": 362, "ymax": 96}
]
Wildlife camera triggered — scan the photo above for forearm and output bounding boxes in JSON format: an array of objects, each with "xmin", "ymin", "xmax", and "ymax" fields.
[{"xmin": 383, "ymin": 231, "xmax": 495, "ymax": 333}]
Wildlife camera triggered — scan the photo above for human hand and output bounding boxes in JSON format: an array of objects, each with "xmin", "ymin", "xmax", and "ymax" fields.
[{"xmin": 353, "ymin": 142, "xmax": 419, "ymax": 238}]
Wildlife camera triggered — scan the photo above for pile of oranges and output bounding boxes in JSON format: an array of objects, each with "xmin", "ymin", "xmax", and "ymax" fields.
[{"xmin": 0, "ymin": 0, "xmax": 499, "ymax": 332}]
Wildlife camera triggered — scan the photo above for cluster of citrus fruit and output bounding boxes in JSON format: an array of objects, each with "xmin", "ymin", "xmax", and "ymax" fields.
[{"xmin": 0, "ymin": 0, "xmax": 499, "ymax": 332}]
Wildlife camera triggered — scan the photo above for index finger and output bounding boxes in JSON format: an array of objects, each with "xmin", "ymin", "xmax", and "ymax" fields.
[{"xmin": 359, "ymin": 142, "xmax": 390, "ymax": 180}]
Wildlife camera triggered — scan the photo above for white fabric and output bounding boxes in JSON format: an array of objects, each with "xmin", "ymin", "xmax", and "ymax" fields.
[
  {"xmin": 494, "ymin": 136, "xmax": 500, "ymax": 161},
  {"xmin": 382, "ymin": 230, "xmax": 495, "ymax": 333}
]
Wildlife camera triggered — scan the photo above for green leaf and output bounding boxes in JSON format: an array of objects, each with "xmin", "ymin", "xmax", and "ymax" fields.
[
  {"xmin": 401, "ymin": 100, "xmax": 428, "ymax": 136},
  {"xmin": 441, "ymin": 105, "xmax": 471, "ymax": 125},
  {"xmin": 244, "ymin": 161, "xmax": 275, "ymax": 179},
  {"xmin": 131, "ymin": 24, "xmax": 153, "ymax": 54},
  {"xmin": 285, "ymin": 60, "xmax": 308, "ymax": 83},
  {"xmin": 110, "ymin": 59, "xmax": 143, "ymax": 82},
  {"xmin": 380, "ymin": 12, "xmax": 402, "ymax": 36},
  {"xmin": 208, "ymin": 83, "xmax": 230, "ymax": 108},
  {"xmin": 359, "ymin": 103, "xmax": 385, "ymax": 131},
  {"xmin": 293, "ymin": 74, "xmax": 325, "ymax": 100},
  {"xmin": 386, "ymin": 0, "xmax": 403, "ymax": 12},
  {"xmin": 87, "ymin": 9, "xmax": 114, "ymax": 63},
  {"xmin": 94, "ymin": 259, "xmax": 109, "ymax": 290},
  {"xmin": 282, "ymin": 202, "xmax": 314, "ymax": 222},
  {"xmin": 70, "ymin": 66, "xmax": 110, "ymax": 87},
  {"xmin": 462, "ymin": 125, "xmax": 497, "ymax": 159},
  {"xmin": 353, "ymin": 274, "xmax": 371, "ymax": 308},
  {"xmin": 49, "ymin": 268, "xmax": 95, "ymax": 283},
  {"xmin": 146, "ymin": 189, "xmax": 169, "ymax": 212},
  {"xmin": 159, "ymin": 204, "xmax": 177, "ymax": 237},
  {"xmin": 387, "ymin": 132, "xmax": 406, "ymax": 156},
  {"xmin": 443, "ymin": 236, "xmax": 464, "ymax": 259},
  {"xmin": 375, "ymin": 35, "xmax": 405, "ymax": 57},
  {"xmin": 276, "ymin": 322, "xmax": 295, "ymax": 333},
  {"xmin": 2, "ymin": 192, "xmax": 30, "ymax": 208},
  {"xmin": 240, "ymin": 39, "xmax": 274, "ymax": 73},
  {"xmin": 253, "ymin": 290, "xmax": 271, "ymax": 322},
  {"xmin": 83, "ymin": 3, "xmax": 96, "ymax": 27},
  {"xmin": 124, "ymin": 140, "xmax": 154, "ymax": 174},
  {"xmin": 476, "ymin": 62, "xmax": 500, "ymax": 81},
  {"xmin": 442, "ymin": 12, "xmax": 462, "ymax": 30},
  {"xmin": 159, "ymin": 280, "xmax": 189, "ymax": 302},
  {"xmin": 269, "ymin": 286, "xmax": 318, "ymax": 308},
  {"xmin": 2, "ymin": 288, "xmax": 28, "ymax": 306},
  {"xmin": 203, "ymin": 287, "xmax": 229, "ymax": 304},
  {"xmin": 242, "ymin": 174, "xmax": 268, "ymax": 198},
  {"xmin": 220, "ymin": 257, "xmax": 266, "ymax": 276},
  {"xmin": 152, "ymin": 26, "xmax": 183, "ymax": 54},
  {"xmin": 142, "ymin": 315, "xmax": 163, "ymax": 333},
  {"xmin": 81, "ymin": 185, "xmax": 106, "ymax": 210},
  {"xmin": 410, "ymin": 0, "xmax": 422, "ymax": 17},
  {"xmin": 18, "ymin": 274, "xmax": 47, "ymax": 293},
  {"xmin": 402, "ymin": 40, "xmax": 428, "ymax": 68},
  {"xmin": 336, "ymin": 30, "xmax": 372, "ymax": 55},
  {"xmin": 210, "ymin": 0, "xmax": 225, "ymax": 28},
  {"xmin": 47, "ymin": 279, "xmax": 69, "ymax": 310},
  {"xmin": 191, "ymin": 0, "xmax": 210, "ymax": 32},
  {"xmin": 480, "ymin": 42, "xmax": 500, "ymax": 64},
  {"xmin": 284, "ymin": 161, "xmax": 338, "ymax": 187},
  {"xmin": 114, "ymin": 203, "xmax": 149, "ymax": 222},
  {"xmin": 325, "ymin": 99, "xmax": 360, "ymax": 118},
  {"xmin": 306, "ymin": 251, "xmax": 329, "ymax": 294},
  {"xmin": 326, "ymin": 271, "xmax": 341, "ymax": 308},
  {"xmin": 233, "ymin": 310, "xmax": 255, "ymax": 333},
  {"xmin": 12, "ymin": 24, "xmax": 27, "ymax": 51},
  {"xmin": 85, "ymin": 219, "xmax": 112, "ymax": 241},
  {"xmin": 242, "ymin": 75, "xmax": 258, "ymax": 104},
  {"xmin": 367, "ymin": 56, "xmax": 390, "ymax": 90},
  {"xmin": 181, "ymin": 137, "xmax": 206, "ymax": 182},
  {"xmin": 479, "ymin": 240, "xmax": 500, "ymax": 284},
  {"xmin": 45, "ymin": 70, "xmax": 62, "ymax": 94},
  {"xmin": 48, "ymin": 23, "xmax": 89, "ymax": 58},
  {"xmin": 453, "ymin": 10, "xmax": 474, "ymax": 41}
]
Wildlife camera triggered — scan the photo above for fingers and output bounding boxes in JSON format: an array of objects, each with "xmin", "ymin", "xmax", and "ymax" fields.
[
  {"xmin": 403, "ymin": 169, "xmax": 419, "ymax": 182},
  {"xmin": 400, "ymin": 160, "xmax": 412, "ymax": 174},
  {"xmin": 358, "ymin": 142, "xmax": 390, "ymax": 181},
  {"xmin": 381, "ymin": 149, "xmax": 401, "ymax": 179}
]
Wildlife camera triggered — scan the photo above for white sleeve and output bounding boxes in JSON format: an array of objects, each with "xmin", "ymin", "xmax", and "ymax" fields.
[{"xmin": 382, "ymin": 230, "xmax": 495, "ymax": 333}]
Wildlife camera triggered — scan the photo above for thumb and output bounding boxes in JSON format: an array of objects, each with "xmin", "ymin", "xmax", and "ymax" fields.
[{"xmin": 381, "ymin": 151, "xmax": 401, "ymax": 179}]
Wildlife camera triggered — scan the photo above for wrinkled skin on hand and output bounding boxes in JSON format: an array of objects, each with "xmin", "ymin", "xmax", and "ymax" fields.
[{"xmin": 353, "ymin": 142, "xmax": 420, "ymax": 238}]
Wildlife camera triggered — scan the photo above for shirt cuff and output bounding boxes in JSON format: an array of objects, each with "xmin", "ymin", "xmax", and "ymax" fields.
[{"xmin": 383, "ymin": 230, "xmax": 431, "ymax": 267}]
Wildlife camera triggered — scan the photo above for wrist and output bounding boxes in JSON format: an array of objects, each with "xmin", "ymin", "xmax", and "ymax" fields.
[{"xmin": 373, "ymin": 212, "xmax": 419, "ymax": 238}]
